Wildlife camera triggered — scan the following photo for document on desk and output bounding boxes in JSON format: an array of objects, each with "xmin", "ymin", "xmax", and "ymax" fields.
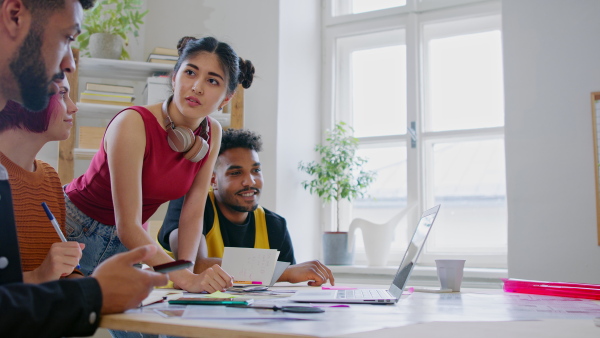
[
  {"xmin": 441, "ymin": 292, "xmax": 600, "ymax": 321},
  {"xmin": 222, "ymin": 247, "xmax": 282, "ymax": 285},
  {"xmin": 181, "ymin": 304, "xmax": 310, "ymax": 320},
  {"xmin": 502, "ymin": 293, "xmax": 600, "ymax": 319},
  {"xmin": 140, "ymin": 289, "xmax": 184, "ymax": 307}
]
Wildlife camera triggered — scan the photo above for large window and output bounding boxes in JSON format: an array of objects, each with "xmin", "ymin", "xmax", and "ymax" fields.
[
  {"xmin": 332, "ymin": 0, "xmax": 408, "ymax": 16},
  {"xmin": 323, "ymin": 0, "xmax": 506, "ymax": 268}
]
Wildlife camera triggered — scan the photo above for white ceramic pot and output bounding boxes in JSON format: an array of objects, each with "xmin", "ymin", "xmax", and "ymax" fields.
[{"xmin": 88, "ymin": 33, "xmax": 123, "ymax": 59}]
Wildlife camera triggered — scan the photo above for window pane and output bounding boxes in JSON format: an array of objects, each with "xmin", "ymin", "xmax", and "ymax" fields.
[
  {"xmin": 427, "ymin": 139, "xmax": 507, "ymax": 253},
  {"xmin": 425, "ymin": 30, "xmax": 504, "ymax": 131},
  {"xmin": 352, "ymin": 45, "xmax": 407, "ymax": 137},
  {"xmin": 352, "ymin": 145, "xmax": 407, "ymax": 220},
  {"xmin": 333, "ymin": 0, "xmax": 407, "ymax": 16},
  {"xmin": 351, "ymin": 145, "xmax": 408, "ymax": 253}
]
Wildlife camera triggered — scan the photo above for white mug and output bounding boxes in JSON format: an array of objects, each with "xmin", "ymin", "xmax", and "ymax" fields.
[{"xmin": 435, "ymin": 259, "xmax": 466, "ymax": 292}]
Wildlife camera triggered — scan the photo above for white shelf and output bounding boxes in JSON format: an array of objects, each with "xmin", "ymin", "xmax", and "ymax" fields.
[
  {"xmin": 79, "ymin": 57, "xmax": 174, "ymax": 81},
  {"xmin": 76, "ymin": 101, "xmax": 232, "ymax": 127},
  {"xmin": 76, "ymin": 102, "xmax": 127, "ymax": 119},
  {"xmin": 74, "ymin": 148, "xmax": 97, "ymax": 160}
]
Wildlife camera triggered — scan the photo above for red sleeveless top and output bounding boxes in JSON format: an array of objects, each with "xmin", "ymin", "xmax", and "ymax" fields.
[{"xmin": 65, "ymin": 106, "xmax": 210, "ymax": 225}]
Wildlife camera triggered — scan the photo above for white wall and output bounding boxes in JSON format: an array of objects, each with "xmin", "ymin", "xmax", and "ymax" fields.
[
  {"xmin": 142, "ymin": 0, "xmax": 322, "ymax": 261},
  {"xmin": 276, "ymin": 1, "xmax": 322, "ymax": 262},
  {"xmin": 503, "ymin": 0, "xmax": 600, "ymax": 283}
]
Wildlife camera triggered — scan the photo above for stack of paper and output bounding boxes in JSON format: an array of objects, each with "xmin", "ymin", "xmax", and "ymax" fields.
[{"xmin": 222, "ymin": 247, "xmax": 290, "ymax": 286}]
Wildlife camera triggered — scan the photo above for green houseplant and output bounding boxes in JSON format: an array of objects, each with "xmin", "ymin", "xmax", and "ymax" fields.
[
  {"xmin": 298, "ymin": 122, "xmax": 376, "ymax": 265},
  {"xmin": 76, "ymin": 0, "xmax": 148, "ymax": 60}
]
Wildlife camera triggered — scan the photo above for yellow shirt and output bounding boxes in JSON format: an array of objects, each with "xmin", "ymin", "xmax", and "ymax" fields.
[{"xmin": 205, "ymin": 190, "xmax": 269, "ymax": 257}]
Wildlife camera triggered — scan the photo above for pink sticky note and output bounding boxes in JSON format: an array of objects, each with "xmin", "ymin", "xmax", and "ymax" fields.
[{"xmin": 322, "ymin": 286, "xmax": 357, "ymax": 290}]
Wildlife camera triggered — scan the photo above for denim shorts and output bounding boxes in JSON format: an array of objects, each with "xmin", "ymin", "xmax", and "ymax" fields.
[{"xmin": 64, "ymin": 192, "xmax": 128, "ymax": 276}]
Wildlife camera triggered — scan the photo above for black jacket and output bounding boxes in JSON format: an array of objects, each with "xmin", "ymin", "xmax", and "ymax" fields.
[{"xmin": 0, "ymin": 169, "xmax": 102, "ymax": 337}]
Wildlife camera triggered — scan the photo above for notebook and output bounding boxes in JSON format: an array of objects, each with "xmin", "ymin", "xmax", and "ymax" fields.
[{"xmin": 290, "ymin": 204, "xmax": 441, "ymax": 304}]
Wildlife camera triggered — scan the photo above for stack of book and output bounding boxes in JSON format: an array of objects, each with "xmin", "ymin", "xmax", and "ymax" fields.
[
  {"xmin": 80, "ymin": 83, "xmax": 135, "ymax": 106},
  {"xmin": 143, "ymin": 75, "xmax": 171, "ymax": 104},
  {"xmin": 147, "ymin": 47, "xmax": 178, "ymax": 65}
]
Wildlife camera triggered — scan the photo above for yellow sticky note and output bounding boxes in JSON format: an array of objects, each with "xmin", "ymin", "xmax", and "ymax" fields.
[{"xmin": 206, "ymin": 290, "xmax": 242, "ymax": 298}]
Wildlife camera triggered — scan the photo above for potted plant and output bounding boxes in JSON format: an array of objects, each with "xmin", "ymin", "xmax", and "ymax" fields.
[
  {"xmin": 76, "ymin": 0, "xmax": 148, "ymax": 60},
  {"xmin": 298, "ymin": 122, "xmax": 376, "ymax": 265}
]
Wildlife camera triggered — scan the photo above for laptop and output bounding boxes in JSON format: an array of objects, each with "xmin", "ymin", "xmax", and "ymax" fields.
[{"xmin": 290, "ymin": 204, "xmax": 441, "ymax": 304}]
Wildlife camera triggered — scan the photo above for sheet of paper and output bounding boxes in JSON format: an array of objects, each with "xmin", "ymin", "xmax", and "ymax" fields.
[
  {"xmin": 269, "ymin": 261, "xmax": 290, "ymax": 286},
  {"xmin": 182, "ymin": 304, "xmax": 308, "ymax": 320},
  {"xmin": 222, "ymin": 247, "xmax": 280, "ymax": 285},
  {"xmin": 140, "ymin": 289, "xmax": 183, "ymax": 306},
  {"xmin": 500, "ymin": 293, "xmax": 600, "ymax": 318},
  {"xmin": 177, "ymin": 291, "xmax": 245, "ymax": 299}
]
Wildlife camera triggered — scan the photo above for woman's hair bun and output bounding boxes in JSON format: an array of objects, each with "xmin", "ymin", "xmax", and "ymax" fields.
[
  {"xmin": 176, "ymin": 36, "xmax": 198, "ymax": 55},
  {"xmin": 238, "ymin": 58, "xmax": 255, "ymax": 89}
]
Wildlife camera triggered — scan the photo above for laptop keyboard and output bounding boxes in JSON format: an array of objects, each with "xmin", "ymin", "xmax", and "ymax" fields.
[{"xmin": 337, "ymin": 289, "xmax": 390, "ymax": 299}]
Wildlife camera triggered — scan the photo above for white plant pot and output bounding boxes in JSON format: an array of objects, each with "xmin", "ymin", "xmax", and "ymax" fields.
[{"xmin": 88, "ymin": 33, "xmax": 123, "ymax": 59}]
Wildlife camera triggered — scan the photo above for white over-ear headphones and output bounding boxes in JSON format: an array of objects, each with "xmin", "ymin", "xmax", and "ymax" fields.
[{"xmin": 161, "ymin": 95, "xmax": 210, "ymax": 162}]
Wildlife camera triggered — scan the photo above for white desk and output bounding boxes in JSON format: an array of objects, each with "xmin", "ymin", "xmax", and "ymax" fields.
[{"xmin": 100, "ymin": 285, "xmax": 600, "ymax": 337}]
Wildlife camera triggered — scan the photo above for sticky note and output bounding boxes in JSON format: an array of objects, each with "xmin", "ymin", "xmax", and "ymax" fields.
[{"xmin": 206, "ymin": 291, "xmax": 243, "ymax": 298}]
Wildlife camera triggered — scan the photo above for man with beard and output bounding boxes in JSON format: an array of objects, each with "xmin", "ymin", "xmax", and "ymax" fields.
[
  {"xmin": 159, "ymin": 129, "xmax": 335, "ymax": 286},
  {"xmin": 0, "ymin": 1, "xmax": 167, "ymax": 336}
]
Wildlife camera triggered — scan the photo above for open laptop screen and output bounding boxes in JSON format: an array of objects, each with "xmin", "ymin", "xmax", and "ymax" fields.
[{"xmin": 388, "ymin": 205, "xmax": 440, "ymax": 299}]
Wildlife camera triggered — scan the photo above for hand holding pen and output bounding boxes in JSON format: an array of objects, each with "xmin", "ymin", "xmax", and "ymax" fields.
[{"xmin": 35, "ymin": 202, "xmax": 84, "ymax": 279}]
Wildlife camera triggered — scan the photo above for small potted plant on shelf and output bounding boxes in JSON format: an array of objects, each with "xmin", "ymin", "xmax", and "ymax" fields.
[
  {"xmin": 298, "ymin": 122, "xmax": 376, "ymax": 265},
  {"xmin": 76, "ymin": 0, "xmax": 148, "ymax": 60}
]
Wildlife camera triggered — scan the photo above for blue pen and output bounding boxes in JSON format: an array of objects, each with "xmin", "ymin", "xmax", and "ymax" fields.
[{"xmin": 41, "ymin": 202, "xmax": 81, "ymax": 269}]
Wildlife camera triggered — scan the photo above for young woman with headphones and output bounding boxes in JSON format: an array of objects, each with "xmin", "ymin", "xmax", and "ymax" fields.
[{"xmin": 63, "ymin": 36, "xmax": 255, "ymax": 293}]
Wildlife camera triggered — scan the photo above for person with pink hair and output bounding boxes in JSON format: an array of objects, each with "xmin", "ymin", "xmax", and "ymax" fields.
[{"xmin": 0, "ymin": 77, "xmax": 84, "ymax": 284}]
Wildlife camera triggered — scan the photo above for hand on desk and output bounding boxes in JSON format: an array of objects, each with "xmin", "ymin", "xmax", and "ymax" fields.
[
  {"xmin": 279, "ymin": 260, "xmax": 335, "ymax": 286},
  {"xmin": 93, "ymin": 244, "xmax": 168, "ymax": 314},
  {"xmin": 23, "ymin": 241, "xmax": 85, "ymax": 284},
  {"xmin": 172, "ymin": 263, "xmax": 234, "ymax": 293}
]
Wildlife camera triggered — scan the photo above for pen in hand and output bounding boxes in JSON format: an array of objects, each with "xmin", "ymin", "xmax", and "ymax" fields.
[{"xmin": 41, "ymin": 202, "xmax": 80, "ymax": 269}]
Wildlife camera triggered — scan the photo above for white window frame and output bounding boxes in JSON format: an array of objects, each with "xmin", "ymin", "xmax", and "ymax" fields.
[{"xmin": 322, "ymin": 0, "xmax": 506, "ymax": 268}]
